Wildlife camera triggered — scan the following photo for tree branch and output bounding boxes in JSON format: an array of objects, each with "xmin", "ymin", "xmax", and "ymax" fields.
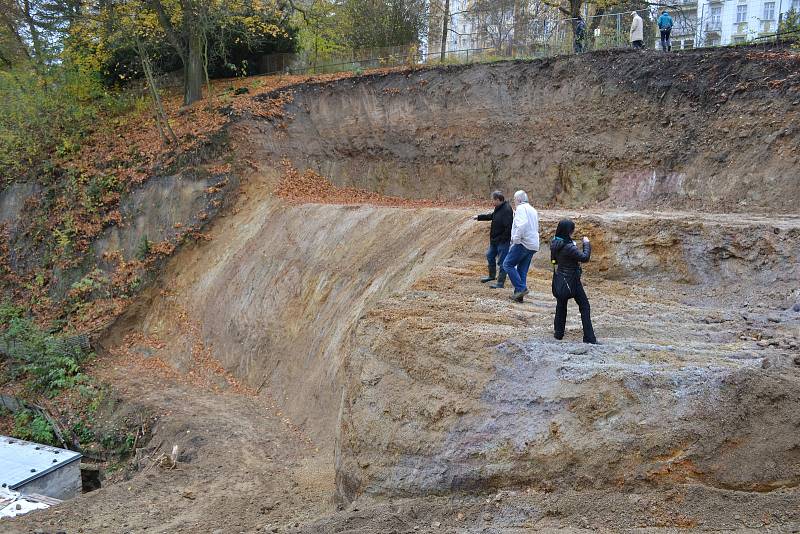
[{"xmin": 147, "ymin": 0, "xmax": 187, "ymax": 61}]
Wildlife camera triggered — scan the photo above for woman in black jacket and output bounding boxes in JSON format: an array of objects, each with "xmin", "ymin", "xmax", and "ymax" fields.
[{"xmin": 550, "ymin": 219, "xmax": 597, "ymax": 344}]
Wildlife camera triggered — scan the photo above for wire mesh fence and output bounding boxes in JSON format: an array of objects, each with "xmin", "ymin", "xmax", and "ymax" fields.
[
  {"xmin": 257, "ymin": 9, "xmax": 797, "ymax": 77},
  {"xmin": 258, "ymin": 11, "xmax": 657, "ymax": 75},
  {"xmin": 257, "ymin": 44, "xmax": 421, "ymax": 75}
]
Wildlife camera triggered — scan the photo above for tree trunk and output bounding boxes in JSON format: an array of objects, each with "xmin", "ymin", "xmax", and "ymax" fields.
[
  {"xmin": 440, "ymin": 0, "xmax": 450, "ymax": 62},
  {"xmin": 184, "ymin": 26, "xmax": 204, "ymax": 105},
  {"xmin": 135, "ymin": 35, "xmax": 179, "ymax": 146},
  {"xmin": 513, "ymin": 0, "xmax": 525, "ymax": 54}
]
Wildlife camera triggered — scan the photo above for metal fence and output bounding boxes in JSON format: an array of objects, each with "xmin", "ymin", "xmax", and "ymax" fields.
[
  {"xmin": 257, "ymin": 44, "xmax": 421, "ymax": 75},
  {"xmin": 257, "ymin": 10, "xmax": 797, "ymax": 77},
  {"xmin": 257, "ymin": 11, "xmax": 652, "ymax": 75}
]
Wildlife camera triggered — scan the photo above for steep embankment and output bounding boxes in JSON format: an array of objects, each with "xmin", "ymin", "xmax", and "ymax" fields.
[
  {"xmin": 110, "ymin": 193, "xmax": 800, "ymax": 453},
  {"xmin": 89, "ymin": 48, "xmax": 800, "ymax": 511},
  {"xmin": 256, "ymin": 48, "xmax": 800, "ymax": 212},
  {"xmin": 4, "ymin": 48, "xmax": 800, "ymax": 532},
  {"xmin": 108, "ymin": 189, "xmax": 475, "ymax": 439}
]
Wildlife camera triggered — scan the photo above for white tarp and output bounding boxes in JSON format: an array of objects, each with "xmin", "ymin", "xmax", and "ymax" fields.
[{"xmin": 0, "ymin": 487, "xmax": 51, "ymax": 519}]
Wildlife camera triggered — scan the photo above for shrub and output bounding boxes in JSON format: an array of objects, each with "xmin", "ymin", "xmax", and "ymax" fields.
[
  {"xmin": 71, "ymin": 418, "xmax": 95, "ymax": 444},
  {"xmin": 12, "ymin": 409, "xmax": 56, "ymax": 445},
  {"xmin": 0, "ymin": 65, "xmax": 133, "ymax": 184},
  {"xmin": 0, "ymin": 302, "xmax": 89, "ymax": 395}
]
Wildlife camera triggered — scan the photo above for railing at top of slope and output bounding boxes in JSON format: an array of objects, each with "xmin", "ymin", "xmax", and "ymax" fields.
[{"xmin": 257, "ymin": 13, "xmax": 800, "ymax": 77}]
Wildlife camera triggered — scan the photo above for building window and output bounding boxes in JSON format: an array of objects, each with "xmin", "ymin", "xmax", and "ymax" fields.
[
  {"xmin": 736, "ymin": 4, "xmax": 748, "ymax": 22},
  {"xmin": 763, "ymin": 2, "xmax": 775, "ymax": 19},
  {"xmin": 708, "ymin": 6, "xmax": 722, "ymax": 30},
  {"xmin": 684, "ymin": 39, "xmax": 694, "ymax": 49},
  {"xmin": 733, "ymin": 35, "xmax": 746, "ymax": 43}
]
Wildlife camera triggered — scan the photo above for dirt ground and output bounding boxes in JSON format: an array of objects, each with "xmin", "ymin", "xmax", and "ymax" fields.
[
  {"xmin": 4, "ymin": 48, "xmax": 800, "ymax": 533},
  {"xmin": 5, "ymin": 203, "xmax": 800, "ymax": 533},
  {"xmin": 4, "ymin": 351, "xmax": 335, "ymax": 534}
]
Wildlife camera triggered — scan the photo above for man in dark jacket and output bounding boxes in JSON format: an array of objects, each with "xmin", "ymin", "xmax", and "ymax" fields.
[{"xmin": 473, "ymin": 191, "xmax": 513, "ymax": 289}]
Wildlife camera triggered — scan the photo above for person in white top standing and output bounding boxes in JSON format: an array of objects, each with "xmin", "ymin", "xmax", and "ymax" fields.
[
  {"xmin": 502, "ymin": 190, "xmax": 540, "ymax": 303},
  {"xmin": 630, "ymin": 11, "xmax": 644, "ymax": 49}
]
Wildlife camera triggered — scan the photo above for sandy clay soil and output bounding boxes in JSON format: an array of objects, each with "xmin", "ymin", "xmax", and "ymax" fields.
[
  {"xmin": 4, "ymin": 47, "xmax": 800, "ymax": 533},
  {"xmin": 5, "ymin": 200, "xmax": 800, "ymax": 534}
]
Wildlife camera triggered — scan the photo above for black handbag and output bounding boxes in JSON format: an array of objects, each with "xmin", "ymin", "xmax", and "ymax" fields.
[{"xmin": 551, "ymin": 265, "xmax": 576, "ymax": 300}]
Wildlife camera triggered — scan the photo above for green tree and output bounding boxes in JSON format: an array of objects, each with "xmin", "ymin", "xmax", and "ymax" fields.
[
  {"xmin": 144, "ymin": 0, "xmax": 297, "ymax": 103},
  {"xmin": 57, "ymin": 0, "xmax": 296, "ymax": 105},
  {"xmin": 292, "ymin": 0, "xmax": 348, "ymax": 66},
  {"xmin": 339, "ymin": 0, "xmax": 427, "ymax": 49},
  {"xmin": 779, "ymin": 7, "xmax": 800, "ymax": 36}
]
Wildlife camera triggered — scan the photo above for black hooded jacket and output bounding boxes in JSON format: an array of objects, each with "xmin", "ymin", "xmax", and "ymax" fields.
[
  {"xmin": 476, "ymin": 201, "xmax": 513, "ymax": 244},
  {"xmin": 550, "ymin": 237, "xmax": 591, "ymax": 277}
]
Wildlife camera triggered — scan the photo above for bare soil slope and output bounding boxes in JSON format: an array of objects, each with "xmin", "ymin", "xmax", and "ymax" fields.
[
  {"xmin": 259, "ymin": 48, "xmax": 800, "ymax": 212},
  {"xmin": 5, "ymin": 48, "xmax": 800, "ymax": 533}
]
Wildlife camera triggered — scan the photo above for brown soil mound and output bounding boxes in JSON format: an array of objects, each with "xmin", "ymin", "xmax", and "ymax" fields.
[{"xmin": 255, "ymin": 47, "xmax": 800, "ymax": 213}]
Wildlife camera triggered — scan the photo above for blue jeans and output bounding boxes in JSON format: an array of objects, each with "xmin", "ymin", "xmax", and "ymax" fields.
[
  {"xmin": 486, "ymin": 242, "xmax": 510, "ymax": 279},
  {"xmin": 503, "ymin": 244, "xmax": 535, "ymax": 293}
]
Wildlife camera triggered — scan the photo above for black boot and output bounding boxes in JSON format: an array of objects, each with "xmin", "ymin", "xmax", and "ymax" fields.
[
  {"xmin": 511, "ymin": 289, "xmax": 528, "ymax": 302},
  {"xmin": 490, "ymin": 270, "xmax": 506, "ymax": 289}
]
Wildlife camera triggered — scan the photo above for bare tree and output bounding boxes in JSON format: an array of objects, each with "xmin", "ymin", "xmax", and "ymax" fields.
[
  {"xmin": 472, "ymin": 0, "xmax": 517, "ymax": 52},
  {"xmin": 134, "ymin": 33, "xmax": 179, "ymax": 146}
]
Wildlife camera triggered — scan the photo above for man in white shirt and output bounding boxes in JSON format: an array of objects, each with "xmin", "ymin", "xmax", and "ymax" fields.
[
  {"xmin": 630, "ymin": 11, "xmax": 644, "ymax": 49},
  {"xmin": 502, "ymin": 190, "xmax": 540, "ymax": 303}
]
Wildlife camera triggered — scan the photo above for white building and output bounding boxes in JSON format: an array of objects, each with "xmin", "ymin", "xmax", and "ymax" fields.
[
  {"xmin": 432, "ymin": 0, "xmax": 503, "ymax": 56},
  {"xmin": 448, "ymin": 0, "xmax": 483, "ymax": 51},
  {"xmin": 697, "ymin": 0, "xmax": 800, "ymax": 45},
  {"xmin": 428, "ymin": 0, "xmax": 519, "ymax": 58},
  {"xmin": 668, "ymin": 0, "xmax": 700, "ymax": 49}
]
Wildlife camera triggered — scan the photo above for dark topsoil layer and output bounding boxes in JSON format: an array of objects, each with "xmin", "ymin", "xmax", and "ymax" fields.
[{"xmin": 252, "ymin": 45, "xmax": 800, "ymax": 213}]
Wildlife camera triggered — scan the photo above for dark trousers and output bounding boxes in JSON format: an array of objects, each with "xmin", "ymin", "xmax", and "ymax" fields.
[
  {"xmin": 574, "ymin": 37, "xmax": 584, "ymax": 53},
  {"xmin": 486, "ymin": 241, "xmax": 510, "ymax": 283},
  {"xmin": 554, "ymin": 276, "xmax": 597, "ymax": 343},
  {"xmin": 660, "ymin": 29, "xmax": 671, "ymax": 51}
]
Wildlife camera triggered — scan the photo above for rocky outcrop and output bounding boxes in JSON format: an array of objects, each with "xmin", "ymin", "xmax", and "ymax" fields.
[
  {"xmin": 335, "ymin": 253, "xmax": 800, "ymax": 502},
  {"xmin": 92, "ymin": 184, "xmax": 799, "ymax": 505}
]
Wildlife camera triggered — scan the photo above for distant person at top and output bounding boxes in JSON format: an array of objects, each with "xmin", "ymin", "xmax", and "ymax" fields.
[
  {"xmin": 658, "ymin": 10, "xmax": 674, "ymax": 51},
  {"xmin": 630, "ymin": 11, "xmax": 644, "ymax": 49},
  {"xmin": 502, "ymin": 190, "xmax": 539, "ymax": 303},
  {"xmin": 550, "ymin": 219, "xmax": 597, "ymax": 344},
  {"xmin": 574, "ymin": 15, "xmax": 587, "ymax": 53},
  {"xmin": 473, "ymin": 190, "xmax": 513, "ymax": 289}
]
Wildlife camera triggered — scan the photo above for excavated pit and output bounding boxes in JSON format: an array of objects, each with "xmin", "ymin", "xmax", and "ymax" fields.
[
  {"xmin": 112, "ymin": 198, "xmax": 800, "ymax": 508},
  {"xmin": 11, "ymin": 49, "xmax": 800, "ymax": 531},
  {"xmin": 120, "ymin": 50, "xmax": 800, "ymax": 513}
]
